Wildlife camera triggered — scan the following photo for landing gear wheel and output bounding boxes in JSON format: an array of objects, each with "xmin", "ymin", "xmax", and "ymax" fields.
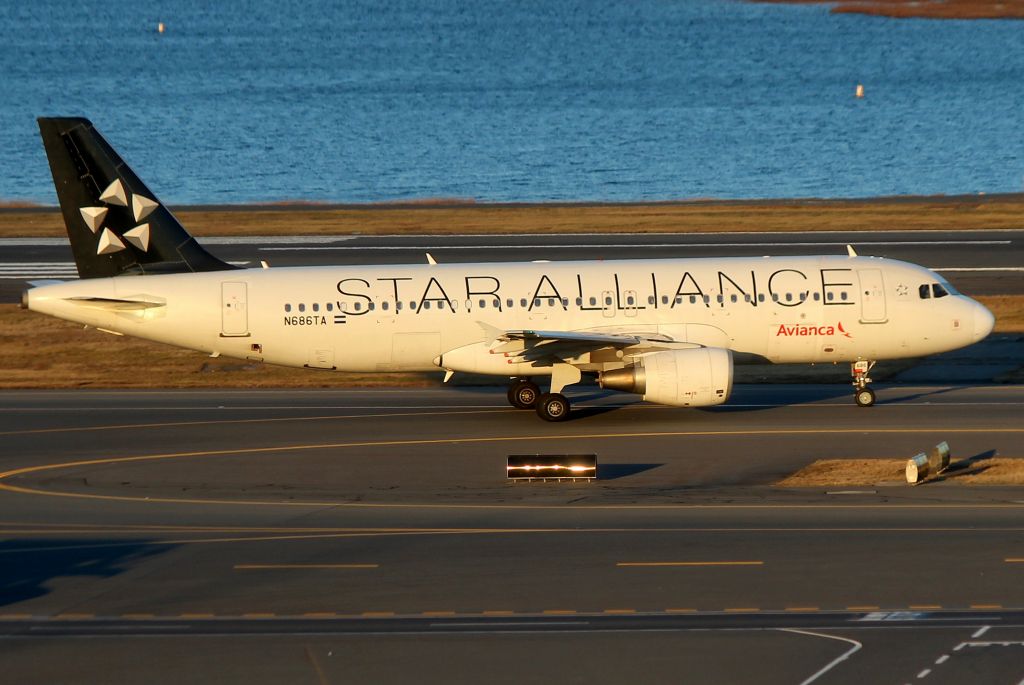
[
  {"xmin": 508, "ymin": 380, "xmax": 540, "ymax": 409},
  {"xmin": 855, "ymin": 387, "xmax": 876, "ymax": 408},
  {"xmin": 536, "ymin": 393, "xmax": 570, "ymax": 422}
]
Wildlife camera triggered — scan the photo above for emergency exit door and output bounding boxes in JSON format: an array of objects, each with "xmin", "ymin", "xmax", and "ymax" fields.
[
  {"xmin": 221, "ymin": 282, "xmax": 249, "ymax": 336},
  {"xmin": 857, "ymin": 269, "xmax": 887, "ymax": 323}
]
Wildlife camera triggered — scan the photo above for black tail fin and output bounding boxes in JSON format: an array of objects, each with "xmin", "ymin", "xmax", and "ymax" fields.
[{"xmin": 37, "ymin": 117, "xmax": 238, "ymax": 279}]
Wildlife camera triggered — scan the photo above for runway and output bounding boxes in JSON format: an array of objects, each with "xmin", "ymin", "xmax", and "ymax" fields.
[
  {"xmin": 1, "ymin": 385, "xmax": 1023, "ymax": 683},
  {"xmin": 1, "ymin": 228, "xmax": 1021, "ymax": 302}
]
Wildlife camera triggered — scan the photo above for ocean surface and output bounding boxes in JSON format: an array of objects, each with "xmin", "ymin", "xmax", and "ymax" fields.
[{"xmin": 1, "ymin": 0, "xmax": 1022, "ymax": 204}]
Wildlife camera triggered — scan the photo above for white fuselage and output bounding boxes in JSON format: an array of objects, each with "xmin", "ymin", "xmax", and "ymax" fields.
[{"xmin": 26, "ymin": 254, "xmax": 993, "ymax": 374}]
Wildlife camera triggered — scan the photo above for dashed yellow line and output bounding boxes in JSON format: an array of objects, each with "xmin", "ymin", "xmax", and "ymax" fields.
[
  {"xmin": 0, "ymin": 614, "xmax": 32, "ymax": 620},
  {"xmin": 361, "ymin": 611, "xmax": 395, "ymax": 618},
  {"xmin": 542, "ymin": 609, "xmax": 577, "ymax": 615},
  {"xmin": 242, "ymin": 613, "xmax": 276, "ymax": 619},
  {"xmin": 179, "ymin": 613, "xmax": 215, "ymax": 619},
  {"xmin": 422, "ymin": 611, "xmax": 457, "ymax": 617},
  {"xmin": 970, "ymin": 604, "xmax": 1003, "ymax": 610},
  {"xmin": 603, "ymin": 609, "xmax": 637, "ymax": 615},
  {"xmin": 617, "ymin": 561, "xmax": 763, "ymax": 567},
  {"xmin": 909, "ymin": 605, "xmax": 942, "ymax": 610},
  {"xmin": 1006, "ymin": 558, "xmax": 1024, "ymax": 563},
  {"xmin": 482, "ymin": 610, "xmax": 516, "ymax": 616},
  {"xmin": 724, "ymin": 608, "xmax": 760, "ymax": 613},
  {"xmin": 666, "ymin": 608, "xmax": 698, "ymax": 613},
  {"xmin": 303, "ymin": 612, "xmax": 337, "ymax": 618},
  {"xmin": 785, "ymin": 607, "xmax": 820, "ymax": 612},
  {"xmin": 54, "ymin": 613, "xmax": 94, "ymax": 620},
  {"xmin": 121, "ymin": 613, "xmax": 155, "ymax": 619},
  {"xmin": 234, "ymin": 564, "xmax": 379, "ymax": 570}
]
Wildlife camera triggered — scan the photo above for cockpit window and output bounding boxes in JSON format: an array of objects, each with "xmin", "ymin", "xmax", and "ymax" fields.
[
  {"xmin": 932, "ymin": 283, "xmax": 949, "ymax": 298},
  {"xmin": 919, "ymin": 284, "xmax": 931, "ymax": 299}
]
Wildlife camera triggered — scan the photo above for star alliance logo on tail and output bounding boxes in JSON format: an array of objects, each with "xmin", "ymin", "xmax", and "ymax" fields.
[{"xmin": 79, "ymin": 178, "xmax": 158, "ymax": 256}]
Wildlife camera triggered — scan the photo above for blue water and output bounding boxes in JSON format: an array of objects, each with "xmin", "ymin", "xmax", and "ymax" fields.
[{"xmin": 1, "ymin": 0, "xmax": 1023, "ymax": 204}]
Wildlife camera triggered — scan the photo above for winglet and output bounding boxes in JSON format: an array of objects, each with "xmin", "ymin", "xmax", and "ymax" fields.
[
  {"xmin": 477, "ymin": 321, "xmax": 505, "ymax": 345},
  {"xmin": 847, "ymin": 244, "xmax": 858, "ymax": 257},
  {"xmin": 443, "ymin": 370, "xmax": 454, "ymax": 383},
  {"xmin": 426, "ymin": 252, "xmax": 437, "ymax": 265}
]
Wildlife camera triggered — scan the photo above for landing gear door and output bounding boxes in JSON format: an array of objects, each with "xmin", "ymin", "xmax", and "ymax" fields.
[
  {"xmin": 857, "ymin": 269, "xmax": 887, "ymax": 323},
  {"xmin": 221, "ymin": 281, "xmax": 249, "ymax": 337}
]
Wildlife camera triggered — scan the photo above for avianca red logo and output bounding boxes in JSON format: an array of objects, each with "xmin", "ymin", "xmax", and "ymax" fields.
[{"xmin": 776, "ymin": 322, "xmax": 853, "ymax": 338}]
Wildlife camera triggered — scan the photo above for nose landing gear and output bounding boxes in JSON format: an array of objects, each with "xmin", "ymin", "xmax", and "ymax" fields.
[{"xmin": 851, "ymin": 360, "xmax": 876, "ymax": 407}]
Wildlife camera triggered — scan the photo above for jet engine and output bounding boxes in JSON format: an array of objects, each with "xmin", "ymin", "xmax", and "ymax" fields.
[{"xmin": 598, "ymin": 347, "xmax": 733, "ymax": 407}]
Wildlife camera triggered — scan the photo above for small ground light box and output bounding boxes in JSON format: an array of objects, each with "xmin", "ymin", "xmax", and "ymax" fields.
[{"xmin": 507, "ymin": 454, "xmax": 597, "ymax": 482}]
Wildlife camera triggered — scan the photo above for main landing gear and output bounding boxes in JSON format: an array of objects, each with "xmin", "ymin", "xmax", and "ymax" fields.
[
  {"xmin": 851, "ymin": 360, "xmax": 876, "ymax": 407},
  {"xmin": 506, "ymin": 378, "xmax": 572, "ymax": 421}
]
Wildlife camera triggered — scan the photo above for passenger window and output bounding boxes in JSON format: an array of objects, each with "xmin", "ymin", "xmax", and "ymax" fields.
[
  {"xmin": 758, "ymin": 294, "xmax": 765, "ymax": 303},
  {"xmin": 479, "ymin": 299, "xmax": 486, "ymax": 308},
  {"xmin": 799, "ymin": 292, "xmax": 807, "ymax": 301},
  {"xmin": 353, "ymin": 302, "xmax": 361, "ymax": 311},
  {"xmin": 771, "ymin": 294, "xmax": 779, "ymax": 302},
  {"xmin": 744, "ymin": 294, "xmax": 751, "ymax": 303},
  {"xmin": 648, "ymin": 296, "xmax": 655, "ymax": 305},
  {"xmin": 396, "ymin": 301, "xmax": 403, "ymax": 311},
  {"xmin": 521, "ymin": 298, "xmax": 528, "ymax": 307},
  {"xmin": 813, "ymin": 293, "xmax": 820, "ymax": 301},
  {"xmin": 298, "ymin": 303, "xmax": 306, "ymax": 312},
  {"xmin": 423, "ymin": 301, "xmax": 431, "ymax": 310},
  {"xmin": 326, "ymin": 303, "xmax": 333, "ymax": 312},
  {"xmin": 382, "ymin": 301, "xmax": 389, "ymax": 311},
  {"xmin": 284, "ymin": 304, "xmax": 291, "ymax": 312},
  {"xmin": 826, "ymin": 292, "xmax": 834, "ymax": 302},
  {"xmin": 508, "ymin": 299, "xmax": 515, "ymax": 308},
  {"xmin": 919, "ymin": 284, "xmax": 931, "ymax": 299},
  {"xmin": 716, "ymin": 295, "xmax": 723, "ymax": 304},
  {"xmin": 561, "ymin": 298, "xmax": 568, "ymax": 307},
  {"xmin": 731, "ymin": 294, "xmax": 738, "ymax": 303},
  {"xmin": 932, "ymin": 283, "xmax": 948, "ymax": 298},
  {"xmin": 627, "ymin": 296, "xmax": 635, "ymax": 305},
  {"xmin": 410, "ymin": 301, "xmax": 417, "ymax": 310},
  {"xmin": 369, "ymin": 302, "xmax": 375, "ymax": 311},
  {"xmin": 785, "ymin": 293, "xmax": 792, "ymax": 302},
  {"xmin": 661, "ymin": 296, "xmax": 669, "ymax": 305},
  {"xmin": 841, "ymin": 292, "xmax": 848, "ymax": 301},
  {"xmin": 312, "ymin": 303, "xmax": 320, "ymax": 312},
  {"xmin": 575, "ymin": 298, "xmax": 582, "ymax": 306},
  {"xmin": 703, "ymin": 295, "xmax": 710, "ymax": 304},
  {"xmin": 534, "ymin": 299, "xmax": 542, "ymax": 307},
  {"xmin": 604, "ymin": 296, "xmax": 612, "ymax": 306}
]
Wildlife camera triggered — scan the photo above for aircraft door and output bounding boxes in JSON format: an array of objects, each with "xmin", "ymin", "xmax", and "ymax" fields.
[
  {"xmin": 221, "ymin": 282, "xmax": 249, "ymax": 337},
  {"xmin": 624, "ymin": 290, "xmax": 639, "ymax": 318},
  {"xmin": 602, "ymin": 290, "xmax": 615, "ymax": 318},
  {"xmin": 857, "ymin": 269, "xmax": 887, "ymax": 323}
]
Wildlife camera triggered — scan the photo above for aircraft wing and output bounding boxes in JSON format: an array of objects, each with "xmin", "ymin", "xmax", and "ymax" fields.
[{"xmin": 480, "ymin": 322, "xmax": 697, "ymax": 364}]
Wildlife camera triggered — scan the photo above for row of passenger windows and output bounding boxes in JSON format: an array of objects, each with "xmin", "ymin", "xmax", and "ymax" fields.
[{"xmin": 283, "ymin": 290, "xmax": 850, "ymax": 313}]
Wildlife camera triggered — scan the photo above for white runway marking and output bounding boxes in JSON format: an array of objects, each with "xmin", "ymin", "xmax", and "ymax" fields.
[
  {"xmin": 780, "ymin": 629, "xmax": 862, "ymax": 685},
  {"xmin": 260, "ymin": 239, "xmax": 1011, "ymax": 251}
]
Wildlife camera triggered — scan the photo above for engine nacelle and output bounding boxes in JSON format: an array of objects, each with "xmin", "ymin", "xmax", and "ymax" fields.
[{"xmin": 599, "ymin": 347, "xmax": 733, "ymax": 407}]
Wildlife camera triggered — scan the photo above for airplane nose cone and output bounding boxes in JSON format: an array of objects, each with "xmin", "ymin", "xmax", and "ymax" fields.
[{"xmin": 972, "ymin": 301, "xmax": 995, "ymax": 342}]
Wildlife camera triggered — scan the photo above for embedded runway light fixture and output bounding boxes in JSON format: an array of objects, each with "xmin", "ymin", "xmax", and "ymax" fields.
[
  {"xmin": 507, "ymin": 454, "xmax": 597, "ymax": 482},
  {"xmin": 905, "ymin": 453, "xmax": 930, "ymax": 484}
]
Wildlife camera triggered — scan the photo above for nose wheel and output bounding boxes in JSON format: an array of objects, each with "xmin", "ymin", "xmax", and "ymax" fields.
[
  {"xmin": 507, "ymin": 379, "xmax": 541, "ymax": 409},
  {"xmin": 851, "ymin": 360, "xmax": 876, "ymax": 407}
]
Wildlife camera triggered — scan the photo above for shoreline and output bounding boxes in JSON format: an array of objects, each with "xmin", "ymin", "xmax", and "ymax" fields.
[
  {"xmin": 1, "ymin": 194, "xmax": 1022, "ymax": 237},
  {"xmin": 752, "ymin": 0, "xmax": 1024, "ymax": 20}
]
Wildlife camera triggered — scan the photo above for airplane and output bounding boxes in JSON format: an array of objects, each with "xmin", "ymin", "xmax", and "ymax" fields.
[{"xmin": 22, "ymin": 118, "xmax": 995, "ymax": 421}]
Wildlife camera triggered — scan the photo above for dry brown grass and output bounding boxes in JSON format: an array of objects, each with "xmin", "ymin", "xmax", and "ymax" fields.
[
  {"xmin": 779, "ymin": 457, "xmax": 1024, "ymax": 486},
  {"xmin": 754, "ymin": 0, "xmax": 1024, "ymax": 20},
  {"xmin": 977, "ymin": 296, "xmax": 1024, "ymax": 333},
  {"xmin": 2, "ymin": 196, "xmax": 1023, "ymax": 237},
  {"xmin": 0, "ymin": 306, "xmax": 433, "ymax": 389}
]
